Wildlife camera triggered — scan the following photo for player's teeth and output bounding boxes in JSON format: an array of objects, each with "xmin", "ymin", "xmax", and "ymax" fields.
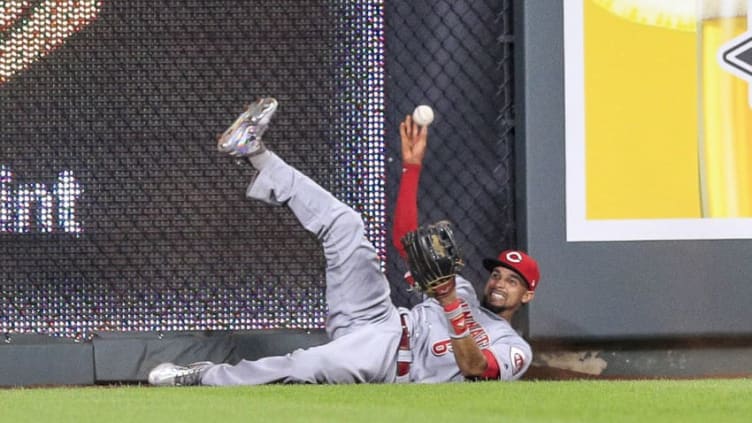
[{"xmin": 492, "ymin": 292, "xmax": 504, "ymax": 301}]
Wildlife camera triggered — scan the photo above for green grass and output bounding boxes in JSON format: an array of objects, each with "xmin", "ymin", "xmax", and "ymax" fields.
[{"xmin": 1, "ymin": 379, "xmax": 750, "ymax": 423}]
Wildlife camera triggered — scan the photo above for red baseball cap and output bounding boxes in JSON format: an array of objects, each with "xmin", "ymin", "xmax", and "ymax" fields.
[{"xmin": 482, "ymin": 250, "xmax": 541, "ymax": 291}]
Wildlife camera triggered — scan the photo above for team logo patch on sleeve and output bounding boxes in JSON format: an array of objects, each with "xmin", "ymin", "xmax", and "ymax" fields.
[{"xmin": 510, "ymin": 346, "xmax": 526, "ymax": 376}]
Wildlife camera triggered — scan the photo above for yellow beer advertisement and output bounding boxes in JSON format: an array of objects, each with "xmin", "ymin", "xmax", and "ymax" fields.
[{"xmin": 565, "ymin": 0, "xmax": 752, "ymax": 241}]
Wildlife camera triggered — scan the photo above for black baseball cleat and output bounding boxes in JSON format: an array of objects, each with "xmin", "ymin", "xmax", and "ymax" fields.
[
  {"xmin": 148, "ymin": 361, "xmax": 214, "ymax": 386},
  {"xmin": 217, "ymin": 97, "xmax": 278, "ymax": 157}
]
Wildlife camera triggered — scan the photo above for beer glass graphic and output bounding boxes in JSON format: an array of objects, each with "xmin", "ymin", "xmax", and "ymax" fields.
[
  {"xmin": 699, "ymin": 1, "xmax": 751, "ymax": 217},
  {"xmin": 591, "ymin": 0, "xmax": 752, "ymax": 217}
]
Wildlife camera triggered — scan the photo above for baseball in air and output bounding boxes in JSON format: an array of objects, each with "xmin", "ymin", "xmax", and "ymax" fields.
[{"xmin": 412, "ymin": 105, "xmax": 434, "ymax": 126}]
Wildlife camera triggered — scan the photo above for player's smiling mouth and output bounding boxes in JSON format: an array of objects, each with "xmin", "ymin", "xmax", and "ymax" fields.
[{"xmin": 490, "ymin": 291, "xmax": 506, "ymax": 302}]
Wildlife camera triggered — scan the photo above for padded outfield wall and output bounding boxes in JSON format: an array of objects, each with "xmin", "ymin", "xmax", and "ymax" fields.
[{"xmin": 0, "ymin": 0, "xmax": 518, "ymax": 384}]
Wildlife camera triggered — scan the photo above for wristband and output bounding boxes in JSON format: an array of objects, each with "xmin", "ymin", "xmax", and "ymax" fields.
[
  {"xmin": 449, "ymin": 329, "xmax": 470, "ymax": 339},
  {"xmin": 443, "ymin": 299, "xmax": 470, "ymax": 338}
]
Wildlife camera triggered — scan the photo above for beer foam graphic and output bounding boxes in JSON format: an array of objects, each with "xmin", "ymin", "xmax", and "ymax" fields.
[
  {"xmin": 699, "ymin": 0, "xmax": 747, "ymax": 19},
  {"xmin": 593, "ymin": 0, "xmax": 748, "ymax": 31}
]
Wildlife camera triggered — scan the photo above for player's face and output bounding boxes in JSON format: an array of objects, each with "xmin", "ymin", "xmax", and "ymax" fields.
[{"xmin": 481, "ymin": 266, "xmax": 534, "ymax": 315}]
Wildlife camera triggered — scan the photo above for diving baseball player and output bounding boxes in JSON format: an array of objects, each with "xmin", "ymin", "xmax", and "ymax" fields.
[{"xmin": 148, "ymin": 98, "xmax": 540, "ymax": 386}]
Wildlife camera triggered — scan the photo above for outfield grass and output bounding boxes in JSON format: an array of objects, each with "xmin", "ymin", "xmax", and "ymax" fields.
[{"xmin": 1, "ymin": 379, "xmax": 750, "ymax": 422}]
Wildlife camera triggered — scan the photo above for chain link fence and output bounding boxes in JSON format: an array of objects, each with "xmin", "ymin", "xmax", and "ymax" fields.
[{"xmin": 385, "ymin": 0, "xmax": 516, "ymax": 306}]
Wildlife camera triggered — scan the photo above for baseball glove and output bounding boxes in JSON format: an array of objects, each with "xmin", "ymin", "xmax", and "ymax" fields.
[{"xmin": 401, "ymin": 221, "xmax": 464, "ymax": 297}]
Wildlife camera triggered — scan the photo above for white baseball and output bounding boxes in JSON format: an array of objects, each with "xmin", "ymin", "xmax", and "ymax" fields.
[{"xmin": 412, "ymin": 105, "xmax": 434, "ymax": 126}]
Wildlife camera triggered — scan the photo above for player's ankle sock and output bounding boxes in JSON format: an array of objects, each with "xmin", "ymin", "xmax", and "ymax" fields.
[{"xmin": 247, "ymin": 149, "xmax": 273, "ymax": 170}]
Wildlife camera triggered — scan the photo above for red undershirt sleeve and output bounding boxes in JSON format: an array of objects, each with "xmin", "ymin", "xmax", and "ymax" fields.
[
  {"xmin": 392, "ymin": 163, "xmax": 421, "ymax": 259},
  {"xmin": 481, "ymin": 349, "xmax": 501, "ymax": 379}
]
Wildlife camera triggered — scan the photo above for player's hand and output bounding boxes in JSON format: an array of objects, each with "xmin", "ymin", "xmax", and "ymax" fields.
[{"xmin": 400, "ymin": 114, "xmax": 427, "ymax": 165}]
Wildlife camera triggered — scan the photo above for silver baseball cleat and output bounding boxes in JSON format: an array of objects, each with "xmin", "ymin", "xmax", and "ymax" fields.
[
  {"xmin": 148, "ymin": 361, "xmax": 214, "ymax": 386},
  {"xmin": 217, "ymin": 97, "xmax": 278, "ymax": 157}
]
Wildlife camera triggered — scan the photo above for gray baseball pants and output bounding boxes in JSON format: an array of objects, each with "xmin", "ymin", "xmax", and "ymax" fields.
[{"xmin": 201, "ymin": 153, "xmax": 402, "ymax": 385}]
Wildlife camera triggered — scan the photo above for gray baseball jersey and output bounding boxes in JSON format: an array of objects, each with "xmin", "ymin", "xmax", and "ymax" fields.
[
  {"xmin": 404, "ymin": 275, "xmax": 532, "ymax": 382},
  {"xmin": 200, "ymin": 152, "xmax": 531, "ymax": 385}
]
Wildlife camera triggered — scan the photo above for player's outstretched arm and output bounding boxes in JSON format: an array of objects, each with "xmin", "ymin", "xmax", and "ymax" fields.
[
  {"xmin": 393, "ymin": 115, "xmax": 428, "ymax": 258},
  {"xmin": 401, "ymin": 223, "xmax": 496, "ymax": 378},
  {"xmin": 437, "ymin": 289, "xmax": 494, "ymax": 378}
]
